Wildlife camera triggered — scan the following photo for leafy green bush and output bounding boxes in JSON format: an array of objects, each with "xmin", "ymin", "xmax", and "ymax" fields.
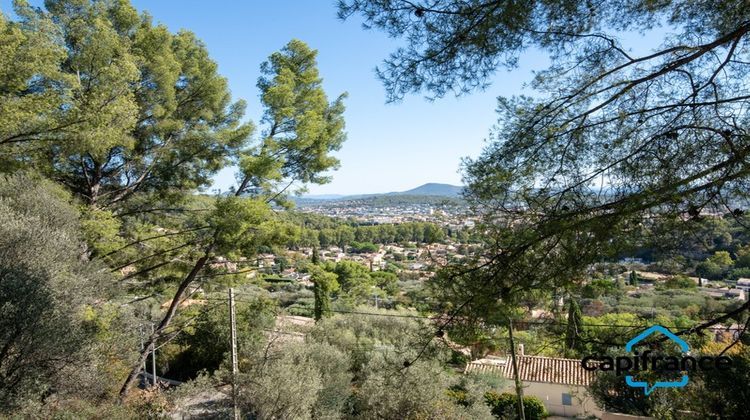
[
  {"xmin": 484, "ymin": 391, "xmax": 548, "ymax": 419},
  {"xmin": 662, "ymin": 275, "xmax": 697, "ymax": 289},
  {"xmin": 0, "ymin": 175, "xmax": 112, "ymax": 409},
  {"xmin": 581, "ymin": 278, "xmax": 621, "ymax": 298},
  {"xmin": 729, "ymin": 267, "xmax": 750, "ymax": 280}
]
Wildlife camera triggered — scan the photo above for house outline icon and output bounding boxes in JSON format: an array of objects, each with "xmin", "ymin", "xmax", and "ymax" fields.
[{"xmin": 624, "ymin": 325, "xmax": 689, "ymax": 395}]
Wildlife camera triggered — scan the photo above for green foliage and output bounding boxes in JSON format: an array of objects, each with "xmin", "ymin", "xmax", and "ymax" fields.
[
  {"xmin": 308, "ymin": 310, "xmax": 492, "ymax": 418},
  {"xmin": 730, "ymin": 266, "xmax": 750, "ymax": 280},
  {"xmin": 484, "ymin": 391, "xmax": 548, "ymax": 420},
  {"xmin": 10, "ymin": 399, "xmax": 148, "ymax": 419},
  {"xmin": 311, "ymin": 266, "xmax": 339, "ymax": 320},
  {"xmin": 696, "ymin": 260, "xmax": 724, "ymax": 281},
  {"xmin": 371, "ymin": 271, "xmax": 399, "ymax": 296},
  {"xmin": 0, "ymin": 174, "xmax": 109, "ymax": 409},
  {"xmin": 308, "ymin": 309, "xmax": 440, "ymax": 378},
  {"xmin": 170, "ymin": 307, "xmax": 498, "ymax": 419},
  {"xmin": 0, "ymin": 2, "xmax": 71, "ymax": 171},
  {"xmin": 332, "ymin": 260, "xmax": 372, "ymax": 290},
  {"xmin": 78, "ymin": 206, "xmax": 126, "ymax": 256},
  {"xmin": 582, "ymin": 278, "xmax": 620, "ymax": 298},
  {"xmin": 292, "ymin": 219, "xmax": 449, "ymax": 249},
  {"xmin": 589, "ymin": 346, "xmax": 750, "ymax": 418},
  {"xmin": 166, "ymin": 294, "xmax": 276, "ymax": 380},
  {"xmin": 311, "ymin": 245, "xmax": 319, "ymax": 264},
  {"xmin": 662, "ymin": 275, "xmax": 697, "ymax": 290},
  {"xmin": 237, "ymin": 342, "xmax": 324, "ymax": 420},
  {"xmin": 629, "ymin": 270, "xmax": 639, "ymax": 286},
  {"xmin": 3, "ymin": 0, "xmax": 251, "ymax": 206},
  {"xmin": 322, "ymin": 260, "xmax": 398, "ymax": 305},
  {"xmin": 349, "ymin": 241, "xmax": 379, "ymax": 253},
  {"xmin": 588, "ymin": 367, "xmax": 679, "ymax": 417},
  {"xmin": 305, "ymin": 342, "xmax": 353, "ymax": 419},
  {"xmin": 678, "ymin": 346, "xmax": 750, "ymax": 418},
  {"xmin": 735, "ymin": 245, "xmax": 750, "ymax": 268},
  {"xmin": 356, "ymin": 357, "xmax": 494, "ymax": 419},
  {"xmin": 252, "ymin": 39, "xmax": 347, "ymax": 187},
  {"xmin": 0, "ymin": 0, "xmax": 353, "ymax": 412},
  {"xmin": 340, "ymin": 2, "xmax": 750, "ymax": 377},
  {"xmin": 709, "ymin": 251, "xmax": 734, "ymax": 269},
  {"xmin": 209, "ymin": 196, "xmax": 271, "ymax": 257}
]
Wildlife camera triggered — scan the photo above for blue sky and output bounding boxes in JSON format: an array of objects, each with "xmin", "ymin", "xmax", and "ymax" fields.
[
  {"xmin": 118, "ymin": 0, "xmax": 548, "ymax": 196},
  {"xmin": 1, "ymin": 0, "xmax": 554, "ymax": 195}
]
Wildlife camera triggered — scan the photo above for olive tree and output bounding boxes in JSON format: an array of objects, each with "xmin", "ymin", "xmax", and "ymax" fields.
[{"xmin": 0, "ymin": 174, "xmax": 108, "ymax": 409}]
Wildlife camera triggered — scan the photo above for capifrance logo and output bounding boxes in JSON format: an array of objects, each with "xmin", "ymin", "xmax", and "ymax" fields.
[{"xmin": 580, "ymin": 325, "xmax": 733, "ymax": 395}]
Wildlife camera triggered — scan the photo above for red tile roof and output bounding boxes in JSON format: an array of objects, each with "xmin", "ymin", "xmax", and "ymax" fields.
[{"xmin": 464, "ymin": 355, "xmax": 595, "ymax": 386}]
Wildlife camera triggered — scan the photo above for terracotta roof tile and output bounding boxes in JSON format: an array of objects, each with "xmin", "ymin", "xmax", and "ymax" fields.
[{"xmin": 464, "ymin": 355, "xmax": 595, "ymax": 386}]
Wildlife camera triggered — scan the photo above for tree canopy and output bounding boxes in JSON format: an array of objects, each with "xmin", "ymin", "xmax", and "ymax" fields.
[
  {"xmin": 340, "ymin": 0, "xmax": 750, "ymax": 334},
  {"xmin": 2, "ymin": 0, "xmax": 251, "ymax": 207},
  {"xmin": 1, "ymin": 0, "xmax": 348, "ymax": 400}
]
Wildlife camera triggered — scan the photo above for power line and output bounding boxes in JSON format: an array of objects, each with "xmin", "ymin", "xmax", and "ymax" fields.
[{"xmin": 208, "ymin": 294, "xmax": 710, "ymax": 330}]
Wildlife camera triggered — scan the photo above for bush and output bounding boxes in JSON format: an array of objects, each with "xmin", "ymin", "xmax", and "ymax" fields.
[
  {"xmin": 522, "ymin": 395, "xmax": 548, "ymax": 419},
  {"xmin": 357, "ymin": 358, "xmax": 493, "ymax": 419},
  {"xmin": 581, "ymin": 278, "xmax": 620, "ymax": 298},
  {"xmin": 729, "ymin": 267, "xmax": 750, "ymax": 280},
  {"xmin": 662, "ymin": 275, "xmax": 697, "ymax": 289},
  {"xmin": 0, "ymin": 175, "xmax": 110, "ymax": 409},
  {"xmin": 484, "ymin": 391, "xmax": 548, "ymax": 419},
  {"xmin": 238, "ymin": 343, "xmax": 323, "ymax": 420}
]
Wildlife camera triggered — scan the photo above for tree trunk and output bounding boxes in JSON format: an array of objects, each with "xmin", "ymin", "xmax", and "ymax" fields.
[
  {"xmin": 119, "ymin": 174, "xmax": 254, "ymax": 399},
  {"xmin": 118, "ymin": 249, "xmax": 212, "ymax": 399}
]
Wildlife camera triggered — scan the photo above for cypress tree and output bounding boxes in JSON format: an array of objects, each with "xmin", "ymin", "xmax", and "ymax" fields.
[
  {"xmin": 565, "ymin": 298, "xmax": 584, "ymax": 354},
  {"xmin": 629, "ymin": 270, "xmax": 639, "ymax": 286},
  {"xmin": 311, "ymin": 268, "xmax": 338, "ymax": 321}
]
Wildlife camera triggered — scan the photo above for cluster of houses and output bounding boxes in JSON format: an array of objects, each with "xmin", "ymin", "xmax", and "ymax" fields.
[
  {"xmin": 223, "ymin": 242, "xmax": 471, "ymax": 285},
  {"xmin": 696, "ymin": 276, "xmax": 748, "ymax": 301},
  {"xmin": 300, "ymin": 200, "xmax": 477, "ymax": 231}
]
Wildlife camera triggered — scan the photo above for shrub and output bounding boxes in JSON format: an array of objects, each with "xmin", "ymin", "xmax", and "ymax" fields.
[
  {"xmin": 662, "ymin": 275, "xmax": 697, "ymax": 289},
  {"xmin": 484, "ymin": 391, "xmax": 548, "ymax": 419},
  {"xmin": 729, "ymin": 267, "xmax": 750, "ymax": 280},
  {"xmin": 0, "ymin": 175, "xmax": 109, "ymax": 409}
]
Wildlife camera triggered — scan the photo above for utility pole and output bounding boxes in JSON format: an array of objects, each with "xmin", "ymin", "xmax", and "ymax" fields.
[
  {"xmin": 508, "ymin": 318, "xmax": 526, "ymax": 420},
  {"xmin": 229, "ymin": 288, "xmax": 240, "ymax": 420},
  {"xmin": 150, "ymin": 323, "xmax": 157, "ymax": 388},
  {"xmin": 139, "ymin": 325, "xmax": 147, "ymax": 386}
]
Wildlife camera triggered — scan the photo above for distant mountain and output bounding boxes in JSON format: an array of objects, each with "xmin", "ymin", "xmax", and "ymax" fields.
[
  {"xmin": 395, "ymin": 183, "xmax": 464, "ymax": 197},
  {"xmin": 302, "ymin": 194, "xmax": 346, "ymax": 200},
  {"xmin": 295, "ymin": 183, "xmax": 465, "ymax": 207},
  {"xmin": 301, "ymin": 183, "xmax": 464, "ymax": 201}
]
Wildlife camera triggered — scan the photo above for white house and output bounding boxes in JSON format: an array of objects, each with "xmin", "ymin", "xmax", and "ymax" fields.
[
  {"xmin": 737, "ymin": 278, "xmax": 750, "ymax": 292},
  {"xmin": 725, "ymin": 288, "xmax": 746, "ymax": 301},
  {"xmin": 465, "ymin": 352, "xmax": 603, "ymax": 418}
]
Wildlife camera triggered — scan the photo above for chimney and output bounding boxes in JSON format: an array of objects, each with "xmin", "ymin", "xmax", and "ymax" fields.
[{"xmin": 517, "ymin": 344, "xmax": 524, "ymax": 356}]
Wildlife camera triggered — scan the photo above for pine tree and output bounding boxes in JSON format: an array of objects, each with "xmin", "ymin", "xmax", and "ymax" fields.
[{"xmin": 119, "ymin": 38, "xmax": 347, "ymax": 397}]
